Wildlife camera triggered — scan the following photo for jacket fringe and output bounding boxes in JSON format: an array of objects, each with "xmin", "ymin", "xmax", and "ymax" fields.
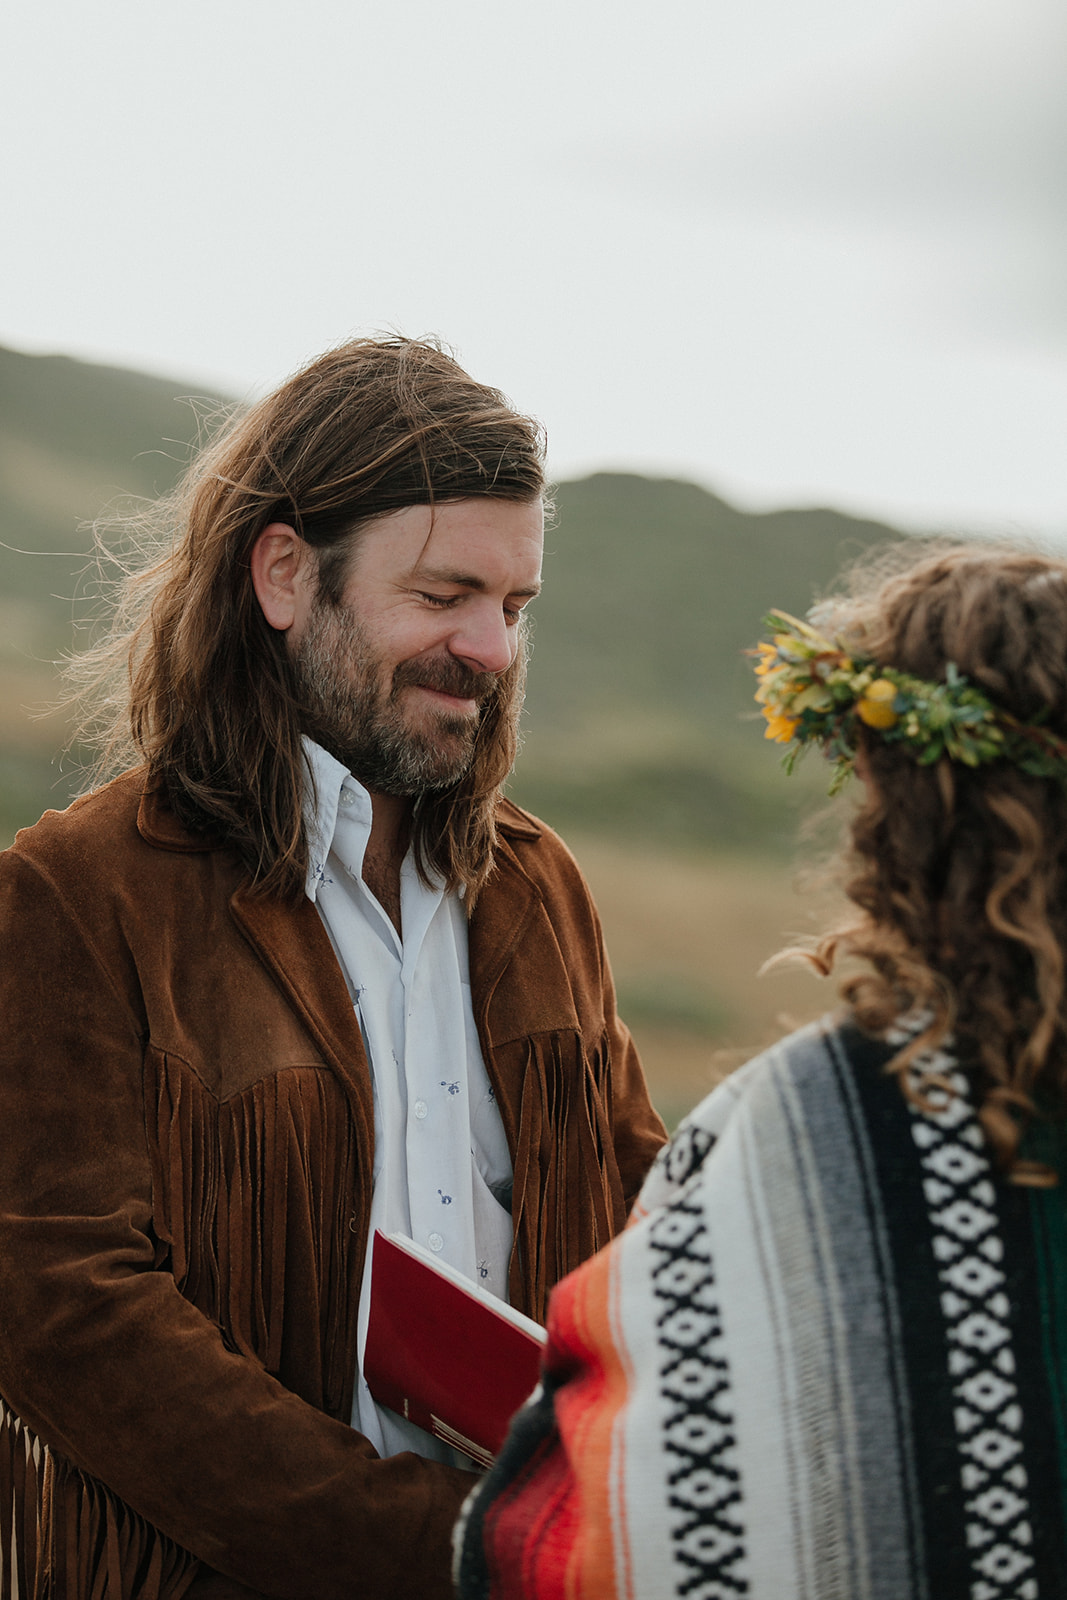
[
  {"xmin": 0, "ymin": 1057, "xmax": 365, "ymax": 1596},
  {"xmin": 145, "ymin": 1051, "xmax": 361, "ymax": 1418},
  {"xmin": 511, "ymin": 1031, "xmax": 626, "ymax": 1321},
  {"xmin": 0, "ymin": 1400, "xmax": 197, "ymax": 1600}
]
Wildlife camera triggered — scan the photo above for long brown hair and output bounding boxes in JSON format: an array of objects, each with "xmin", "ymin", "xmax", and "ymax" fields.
[
  {"xmin": 807, "ymin": 545, "xmax": 1067, "ymax": 1180},
  {"xmin": 68, "ymin": 337, "xmax": 546, "ymax": 903}
]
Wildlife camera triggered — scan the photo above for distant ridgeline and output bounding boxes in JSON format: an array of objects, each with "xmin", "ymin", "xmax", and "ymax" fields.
[{"xmin": 0, "ymin": 342, "xmax": 908, "ymax": 851}]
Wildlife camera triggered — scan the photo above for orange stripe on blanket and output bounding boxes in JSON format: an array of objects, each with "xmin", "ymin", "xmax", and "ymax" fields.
[{"xmin": 477, "ymin": 1240, "xmax": 638, "ymax": 1600}]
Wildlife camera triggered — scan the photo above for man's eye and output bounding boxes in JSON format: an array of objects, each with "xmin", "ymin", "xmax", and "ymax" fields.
[{"xmin": 419, "ymin": 592, "xmax": 459, "ymax": 608}]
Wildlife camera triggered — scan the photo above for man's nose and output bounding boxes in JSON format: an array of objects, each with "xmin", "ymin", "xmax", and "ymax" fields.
[{"xmin": 448, "ymin": 606, "xmax": 516, "ymax": 676}]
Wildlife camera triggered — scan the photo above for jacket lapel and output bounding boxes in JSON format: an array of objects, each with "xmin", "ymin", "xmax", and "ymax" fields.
[
  {"xmin": 469, "ymin": 832, "xmax": 582, "ymax": 1043},
  {"xmin": 468, "ymin": 838, "xmax": 541, "ymax": 1010},
  {"xmin": 229, "ymin": 886, "xmax": 374, "ymax": 1119},
  {"xmin": 140, "ymin": 777, "xmax": 369, "ymax": 1106}
]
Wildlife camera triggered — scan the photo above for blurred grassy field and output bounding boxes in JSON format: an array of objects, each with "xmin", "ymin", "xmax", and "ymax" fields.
[{"xmin": 563, "ymin": 832, "xmax": 846, "ymax": 1127}]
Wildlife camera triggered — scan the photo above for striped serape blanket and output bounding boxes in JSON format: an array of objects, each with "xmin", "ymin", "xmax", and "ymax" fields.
[{"xmin": 455, "ymin": 1017, "xmax": 1067, "ymax": 1600}]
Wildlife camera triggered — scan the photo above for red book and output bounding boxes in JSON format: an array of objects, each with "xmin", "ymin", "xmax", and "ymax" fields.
[{"xmin": 364, "ymin": 1229, "xmax": 547, "ymax": 1468}]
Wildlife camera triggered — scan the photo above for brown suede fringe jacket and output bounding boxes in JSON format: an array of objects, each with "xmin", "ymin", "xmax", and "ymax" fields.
[{"xmin": 0, "ymin": 771, "xmax": 666, "ymax": 1600}]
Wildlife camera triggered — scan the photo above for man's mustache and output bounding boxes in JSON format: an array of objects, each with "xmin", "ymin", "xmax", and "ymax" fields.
[{"xmin": 391, "ymin": 655, "xmax": 496, "ymax": 705}]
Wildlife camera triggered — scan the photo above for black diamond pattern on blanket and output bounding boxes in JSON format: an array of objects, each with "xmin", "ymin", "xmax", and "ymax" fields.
[
  {"xmin": 905, "ymin": 1055, "xmax": 1038, "ymax": 1600},
  {"xmin": 650, "ymin": 1193, "xmax": 749, "ymax": 1598},
  {"xmin": 657, "ymin": 1122, "xmax": 717, "ymax": 1189}
]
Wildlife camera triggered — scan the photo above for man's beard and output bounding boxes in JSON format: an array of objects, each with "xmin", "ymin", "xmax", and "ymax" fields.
[{"xmin": 293, "ymin": 598, "xmax": 495, "ymax": 796}]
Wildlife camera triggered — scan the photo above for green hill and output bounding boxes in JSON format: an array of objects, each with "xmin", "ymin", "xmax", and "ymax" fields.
[
  {"xmin": 0, "ymin": 345, "xmax": 231, "ymax": 834},
  {"xmin": 513, "ymin": 472, "xmax": 901, "ymax": 849},
  {"xmin": 0, "ymin": 344, "xmax": 229, "ymax": 611},
  {"xmin": 0, "ymin": 343, "xmax": 908, "ymax": 850}
]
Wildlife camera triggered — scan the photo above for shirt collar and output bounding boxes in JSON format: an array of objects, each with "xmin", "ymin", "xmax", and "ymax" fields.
[{"xmin": 301, "ymin": 736, "xmax": 375, "ymax": 902}]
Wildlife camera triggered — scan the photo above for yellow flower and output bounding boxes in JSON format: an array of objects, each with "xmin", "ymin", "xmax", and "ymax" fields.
[
  {"xmin": 762, "ymin": 708, "xmax": 799, "ymax": 743},
  {"xmin": 753, "ymin": 641, "xmax": 779, "ymax": 677},
  {"xmin": 856, "ymin": 678, "xmax": 899, "ymax": 729}
]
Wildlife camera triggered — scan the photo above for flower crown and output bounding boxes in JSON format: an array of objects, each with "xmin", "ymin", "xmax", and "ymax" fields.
[{"xmin": 753, "ymin": 608, "xmax": 1067, "ymax": 795}]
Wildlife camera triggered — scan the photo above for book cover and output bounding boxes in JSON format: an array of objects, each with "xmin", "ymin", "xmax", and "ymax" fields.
[{"xmin": 365, "ymin": 1229, "xmax": 547, "ymax": 1467}]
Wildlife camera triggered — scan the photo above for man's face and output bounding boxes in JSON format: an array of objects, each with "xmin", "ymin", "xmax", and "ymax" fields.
[{"xmin": 292, "ymin": 498, "xmax": 543, "ymax": 795}]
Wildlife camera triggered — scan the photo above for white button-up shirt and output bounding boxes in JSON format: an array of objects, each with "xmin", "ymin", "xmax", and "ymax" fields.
[{"xmin": 302, "ymin": 738, "xmax": 513, "ymax": 1462}]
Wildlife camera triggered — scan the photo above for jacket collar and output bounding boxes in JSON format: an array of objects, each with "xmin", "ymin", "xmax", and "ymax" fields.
[
  {"xmin": 138, "ymin": 775, "xmax": 544, "ymax": 852},
  {"xmin": 493, "ymin": 796, "xmax": 541, "ymax": 842},
  {"xmin": 136, "ymin": 777, "xmax": 214, "ymax": 852}
]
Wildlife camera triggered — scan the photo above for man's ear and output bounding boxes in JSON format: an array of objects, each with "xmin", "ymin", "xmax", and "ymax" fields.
[{"xmin": 250, "ymin": 523, "xmax": 316, "ymax": 635}]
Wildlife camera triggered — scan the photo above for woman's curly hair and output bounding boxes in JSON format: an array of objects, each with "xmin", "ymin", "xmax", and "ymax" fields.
[{"xmin": 810, "ymin": 544, "xmax": 1067, "ymax": 1183}]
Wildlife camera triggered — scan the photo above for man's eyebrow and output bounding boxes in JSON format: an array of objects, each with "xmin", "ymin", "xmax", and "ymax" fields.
[{"xmin": 414, "ymin": 566, "xmax": 542, "ymax": 598}]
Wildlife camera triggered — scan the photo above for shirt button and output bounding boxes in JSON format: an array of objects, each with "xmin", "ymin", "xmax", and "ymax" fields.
[
  {"xmin": 428, "ymin": 1232, "xmax": 444, "ymax": 1252},
  {"xmin": 413, "ymin": 1100, "xmax": 428, "ymax": 1120},
  {"xmin": 338, "ymin": 790, "xmax": 355, "ymax": 807}
]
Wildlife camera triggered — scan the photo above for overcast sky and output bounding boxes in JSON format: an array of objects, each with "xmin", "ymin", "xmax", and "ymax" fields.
[{"xmin": 1, "ymin": 0, "xmax": 1064, "ymax": 536}]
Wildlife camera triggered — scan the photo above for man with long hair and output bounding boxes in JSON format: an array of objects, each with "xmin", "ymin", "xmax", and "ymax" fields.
[{"xmin": 0, "ymin": 338, "xmax": 666, "ymax": 1600}]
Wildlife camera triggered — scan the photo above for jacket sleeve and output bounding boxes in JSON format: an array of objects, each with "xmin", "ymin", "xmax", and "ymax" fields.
[{"xmin": 0, "ymin": 851, "xmax": 474, "ymax": 1600}]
